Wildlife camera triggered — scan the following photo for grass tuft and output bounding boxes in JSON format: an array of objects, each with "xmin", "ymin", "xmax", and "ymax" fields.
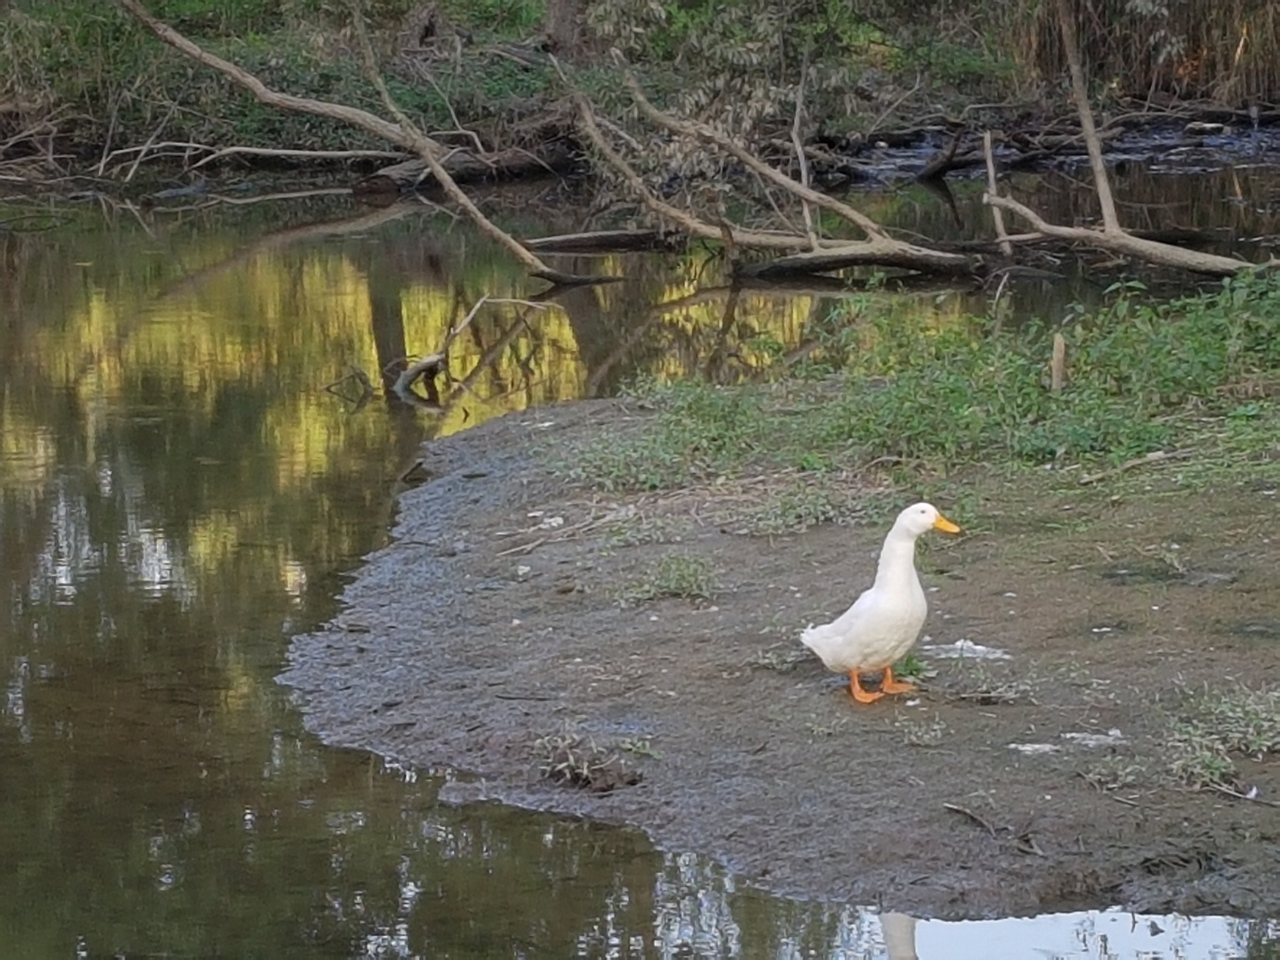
[
  {"xmin": 534, "ymin": 728, "xmax": 643, "ymax": 793},
  {"xmin": 620, "ymin": 552, "xmax": 718, "ymax": 602},
  {"xmin": 1166, "ymin": 685, "xmax": 1280, "ymax": 789}
]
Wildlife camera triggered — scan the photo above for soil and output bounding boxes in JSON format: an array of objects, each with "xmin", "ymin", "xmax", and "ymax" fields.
[{"xmin": 280, "ymin": 400, "xmax": 1280, "ymax": 920}]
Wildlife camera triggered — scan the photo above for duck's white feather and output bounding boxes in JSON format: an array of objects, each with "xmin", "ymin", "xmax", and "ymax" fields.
[{"xmin": 800, "ymin": 503, "xmax": 942, "ymax": 674}]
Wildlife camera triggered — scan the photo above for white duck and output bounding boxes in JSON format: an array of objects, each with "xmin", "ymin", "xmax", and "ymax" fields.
[{"xmin": 801, "ymin": 502, "xmax": 960, "ymax": 704}]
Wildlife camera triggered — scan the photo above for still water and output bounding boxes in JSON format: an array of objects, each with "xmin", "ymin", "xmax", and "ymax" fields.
[{"xmin": 2, "ymin": 175, "xmax": 1279, "ymax": 957}]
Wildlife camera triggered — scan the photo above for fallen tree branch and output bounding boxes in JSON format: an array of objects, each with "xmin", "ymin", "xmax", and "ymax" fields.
[
  {"xmin": 188, "ymin": 145, "xmax": 409, "ymax": 170},
  {"xmin": 620, "ymin": 69, "xmax": 889, "ymax": 241},
  {"xmin": 346, "ymin": 0, "xmax": 606, "ymax": 287},
  {"xmin": 116, "ymin": 0, "xmax": 430, "ymax": 152},
  {"xmin": 982, "ymin": 131, "xmax": 1013, "ymax": 258},
  {"xmin": 570, "ymin": 92, "xmax": 804, "ymax": 250},
  {"xmin": 524, "ymin": 228, "xmax": 683, "ymax": 253},
  {"xmin": 916, "ymin": 129, "xmax": 963, "ymax": 182},
  {"xmin": 975, "ymin": 0, "xmax": 1271, "ymax": 278},
  {"xmin": 392, "ymin": 353, "xmax": 447, "ymax": 407},
  {"xmin": 572, "ymin": 89, "xmax": 978, "ymax": 277},
  {"xmin": 984, "ymin": 193, "xmax": 1252, "ymax": 276},
  {"xmin": 789, "ymin": 61, "xmax": 818, "ymax": 250},
  {"xmin": 732, "ymin": 240, "xmax": 977, "ymax": 279},
  {"xmin": 99, "ymin": 141, "xmax": 409, "ymax": 173}
]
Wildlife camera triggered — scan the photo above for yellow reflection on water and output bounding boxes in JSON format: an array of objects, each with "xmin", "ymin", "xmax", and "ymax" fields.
[{"xmin": 3, "ymin": 204, "xmax": 988, "ymax": 642}]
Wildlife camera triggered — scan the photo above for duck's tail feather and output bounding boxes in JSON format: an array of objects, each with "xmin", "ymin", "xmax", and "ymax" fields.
[{"xmin": 799, "ymin": 620, "xmax": 839, "ymax": 661}]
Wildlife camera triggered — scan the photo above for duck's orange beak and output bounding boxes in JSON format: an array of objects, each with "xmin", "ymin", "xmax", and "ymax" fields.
[{"xmin": 934, "ymin": 514, "xmax": 961, "ymax": 534}]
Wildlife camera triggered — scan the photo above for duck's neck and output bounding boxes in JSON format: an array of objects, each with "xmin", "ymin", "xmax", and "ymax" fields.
[{"xmin": 872, "ymin": 528, "xmax": 920, "ymax": 591}]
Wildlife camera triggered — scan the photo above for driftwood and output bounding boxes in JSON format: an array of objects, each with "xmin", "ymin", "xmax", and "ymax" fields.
[
  {"xmin": 97, "ymin": 141, "xmax": 409, "ymax": 176},
  {"xmin": 524, "ymin": 229, "xmax": 684, "ymax": 253},
  {"xmin": 391, "ymin": 353, "xmax": 446, "ymax": 407},
  {"xmin": 358, "ymin": 141, "xmax": 577, "ymax": 191},
  {"xmin": 984, "ymin": 195, "xmax": 1250, "ymax": 275},
  {"xmin": 360, "ymin": 108, "xmax": 583, "ymax": 191},
  {"xmin": 114, "ymin": 0, "xmax": 1273, "ymax": 284},
  {"xmin": 386, "ymin": 296, "xmax": 550, "ymax": 410},
  {"xmin": 732, "ymin": 241, "xmax": 979, "ymax": 280},
  {"xmin": 916, "ymin": 130, "xmax": 964, "ymax": 181},
  {"xmin": 983, "ymin": 131, "xmax": 1014, "ymax": 257}
]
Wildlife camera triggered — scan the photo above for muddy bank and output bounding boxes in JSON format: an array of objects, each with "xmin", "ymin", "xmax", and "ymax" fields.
[{"xmin": 281, "ymin": 401, "xmax": 1280, "ymax": 919}]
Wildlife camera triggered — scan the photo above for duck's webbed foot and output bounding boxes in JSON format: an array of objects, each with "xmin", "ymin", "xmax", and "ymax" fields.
[
  {"xmin": 880, "ymin": 666, "xmax": 916, "ymax": 695},
  {"xmin": 849, "ymin": 672, "xmax": 884, "ymax": 704}
]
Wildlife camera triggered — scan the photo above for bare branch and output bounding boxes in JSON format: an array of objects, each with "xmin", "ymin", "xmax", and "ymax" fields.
[
  {"xmin": 571, "ymin": 88, "xmax": 977, "ymax": 277},
  {"xmin": 1054, "ymin": 0, "xmax": 1120, "ymax": 233},
  {"xmin": 346, "ymin": 1, "xmax": 582, "ymax": 283},
  {"xmin": 115, "ymin": 0, "xmax": 607, "ymax": 286},
  {"xmin": 190, "ymin": 146, "xmax": 408, "ymax": 170},
  {"xmin": 982, "ymin": 131, "xmax": 1012, "ymax": 257},
  {"xmin": 984, "ymin": 192, "xmax": 1254, "ymax": 276},
  {"xmin": 789, "ymin": 62, "xmax": 818, "ymax": 250},
  {"xmin": 620, "ymin": 71, "xmax": 889, "ymax": 241},
  {"xmin": 100, "ymin": 141, "xmax": 409, "ymax": 173},
  {"xmin": 571, "ymin": 92, "xmax": 803, "ymax": 250},
  {"xmin": 115, "ymin": 0, "xmax": 430, "ymax": 152}
]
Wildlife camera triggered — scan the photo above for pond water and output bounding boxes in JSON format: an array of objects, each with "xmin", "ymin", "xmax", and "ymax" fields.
[{"xmin": 2, "ymin": 170, "xmax": 1279, "ymax": 957}]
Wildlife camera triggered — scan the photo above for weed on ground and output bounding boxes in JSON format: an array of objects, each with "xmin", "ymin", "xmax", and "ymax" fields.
[
  {"xmin": 1165, "ymin": 685, "xmax": 1280, "ymax": 790},
  {"xmin": 619, "ymin": 552, "xmax": 718, "ymax": 602}
]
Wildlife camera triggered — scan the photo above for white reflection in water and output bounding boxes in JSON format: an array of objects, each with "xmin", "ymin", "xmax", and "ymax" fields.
[
  {"xmin": 653, "ymin": 851, "xmax": 742, "ymax": 958},
  {"xmin": 29, "ymin": 484, "xmax": 102, "ymax": 604},
  {"xmin": 25, "ymin": 467, "xmax": 198, "ymax": 604},
  {"xmin": 118, "ymin": 507, "xmax": 189, "ymax": 602},
  {"xmin": 283, "ymin": 559, "xmax": 307, "ymax": 600},
  {"xmin": 906, "ymin": 908, "xmax": 1250, "ymax": 959},
  {"xmin": 95, "ymin": 459, "xmax": 113, "ymax": 498},
  {"xmin": 4, "ymin": 655, "xmax": 31, "ymax": 743}
]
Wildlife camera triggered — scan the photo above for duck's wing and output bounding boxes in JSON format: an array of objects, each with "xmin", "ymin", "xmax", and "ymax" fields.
[{"xmin": 800, "ymin": 587, "xmax": 878, "ymax": 657}]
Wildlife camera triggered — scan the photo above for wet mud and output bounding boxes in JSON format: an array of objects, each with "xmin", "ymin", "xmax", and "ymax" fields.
[{"xmin": 281, "ymin": 401, "xmax": 1280, "ymax": 919}]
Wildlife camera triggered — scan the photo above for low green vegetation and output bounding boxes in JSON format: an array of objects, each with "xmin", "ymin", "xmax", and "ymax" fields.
[
  {"xmin": 2, "ymin": 0, "xmax": 554, "ymax": 155},
  {"xmin": 7, "ymin": 0, "xmax": 1278, "ymax": 167},
  {"xmin": 568, "ymin": 272, "xmax": 1280, "ymax": 493},
  {"xmin": 1086, "ymin": 684, "xmax": 1280, "ymax": 793},
  {"xmin": 1166, "ymin": 685, "xmax": 1280, "ymax": 790},
  {"xmin": 620, "ymin": 552, "xmax": 718, "ymax": 602}
]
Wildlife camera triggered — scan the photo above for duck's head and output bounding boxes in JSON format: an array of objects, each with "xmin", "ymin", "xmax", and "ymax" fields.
[{"xmin": 896, "ymin": 502, "xmax": 961, "ymax": 537}]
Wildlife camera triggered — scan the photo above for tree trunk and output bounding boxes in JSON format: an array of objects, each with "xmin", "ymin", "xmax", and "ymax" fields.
[{"xmin": 544, "ymin": 0, "xmax": 588, "ymax": 58}]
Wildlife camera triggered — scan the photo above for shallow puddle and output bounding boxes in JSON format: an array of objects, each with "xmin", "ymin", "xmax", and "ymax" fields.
[{"xmin": 1, "ymin": 177, "xmax": 1278, "ymax": 956}]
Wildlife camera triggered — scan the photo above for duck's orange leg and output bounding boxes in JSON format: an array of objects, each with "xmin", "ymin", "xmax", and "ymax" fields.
[
  {"xmin": 880, "ymin": 666, "xmax": 916, "ymax": 695},
  {"xmin": 849, "ymin": 672, "xmax": 884, "ymax": 704}
]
